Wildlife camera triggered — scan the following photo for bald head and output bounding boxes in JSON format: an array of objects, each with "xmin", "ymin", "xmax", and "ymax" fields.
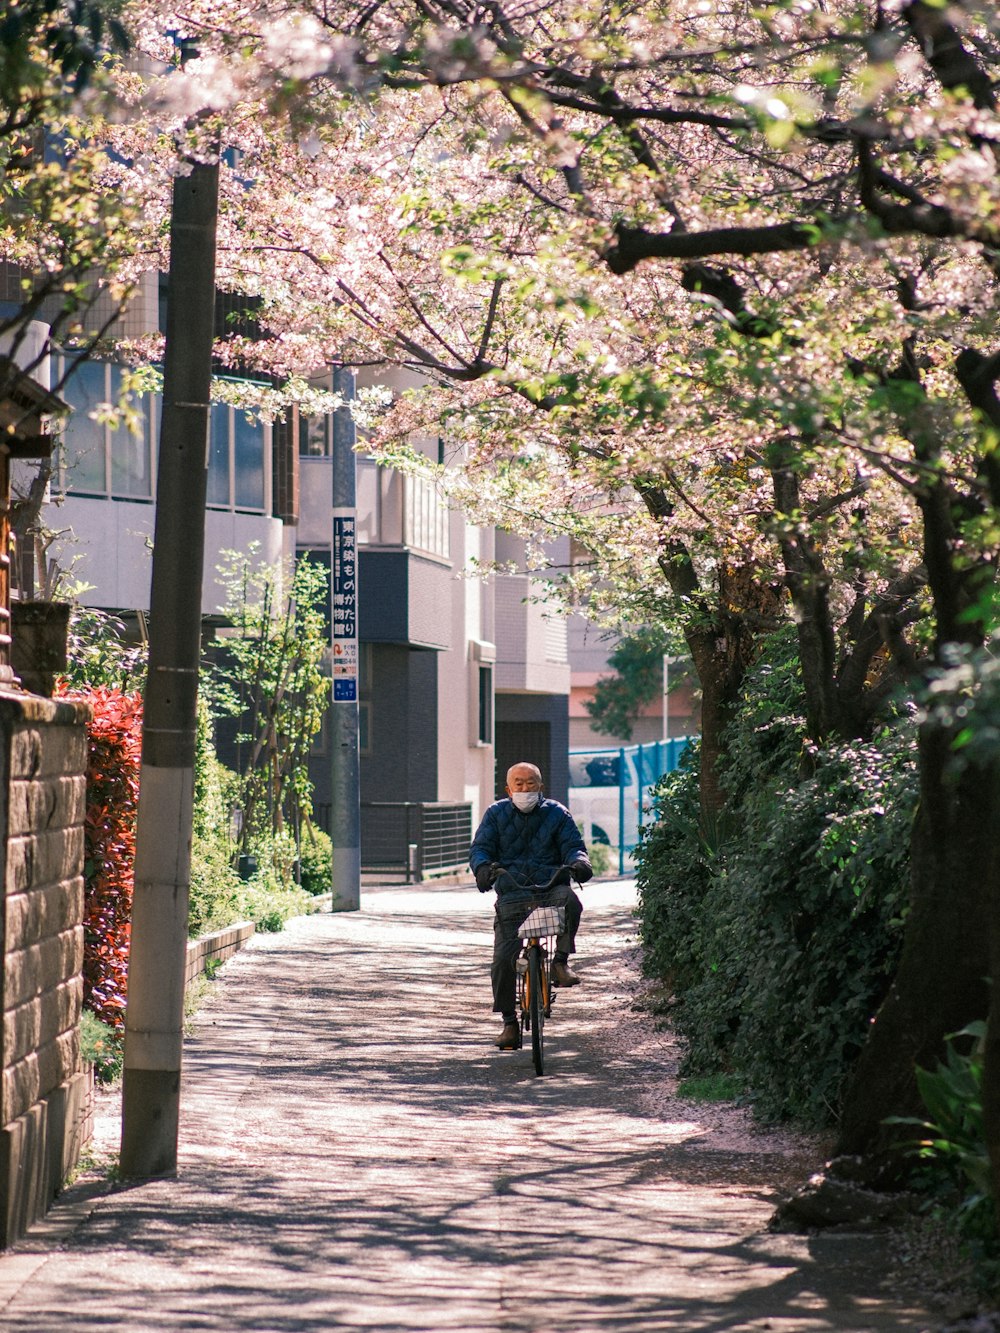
[{"xmin": 506, "ymin": 762, "xmax": 542, "ymax": 793}]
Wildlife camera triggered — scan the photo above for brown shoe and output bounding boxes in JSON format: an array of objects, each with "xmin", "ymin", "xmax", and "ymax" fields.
[
  {"xmin": 495, "ymin": 1021, "xmax": 520, "ymax": 1049},
  {"xmin": 551, "ymin": 959, "xmax": 580, "ymax": 987}
]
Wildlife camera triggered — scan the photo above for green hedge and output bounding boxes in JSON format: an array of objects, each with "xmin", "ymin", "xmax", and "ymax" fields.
[{"xmin": 635, "ymin": 645, "xmax": 917, "ymax": 1125}]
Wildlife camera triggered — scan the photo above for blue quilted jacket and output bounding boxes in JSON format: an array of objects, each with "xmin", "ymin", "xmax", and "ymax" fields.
[{"xmin": 469, "ymin": 797, "xmax": 591, "ymax": 891}]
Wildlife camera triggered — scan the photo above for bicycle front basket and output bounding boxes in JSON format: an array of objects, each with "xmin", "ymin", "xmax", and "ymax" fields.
[{"xmin": 517, "ymin": 905, "xmax": 565, "ymax": 939}]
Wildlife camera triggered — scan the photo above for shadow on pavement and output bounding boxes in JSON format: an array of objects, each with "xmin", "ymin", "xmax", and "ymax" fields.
[{"xmin": 0, "ymin": 883, "xmax": 936, "ymax": 1332}]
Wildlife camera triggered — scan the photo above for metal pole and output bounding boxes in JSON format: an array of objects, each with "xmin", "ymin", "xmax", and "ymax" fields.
[
  {"xmin": 662, "ymin": 653, "xmax": 669, "ymax": 742},
  {"xmin": 330, "ymin": 366, "xmax": 361, "ymax": 910},
  {"xmin": 120, "ymin": 156, "xmax": 219, "ymax": 1177},
  {"xmin": 618, "ymin": 746, "xmax": 626, "ymax": 876}
]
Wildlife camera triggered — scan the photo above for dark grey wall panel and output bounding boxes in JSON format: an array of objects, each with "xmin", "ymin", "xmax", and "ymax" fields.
[
  {"xmin": 359, "ymin": 551, "xmax": 407, "ymax": 643},
  {"xmin": 405, "ymin": 648, "xmax": 439, "ymax": 796},
  {"xmin": 360, "ymin": 644, "xmax": 439, "ymax": 803},
  {"xmin": 494, "ymin": 693, "xmax": 570, "ymax": 804},
  {"xmin": 360, "ymin": 550, "xmax": 451, "ymax": 649}
]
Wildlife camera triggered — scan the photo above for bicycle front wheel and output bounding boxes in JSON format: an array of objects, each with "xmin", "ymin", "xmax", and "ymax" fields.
[{"xmin": 528, "ymin": 946, "xmax": 545, "ymax": 1076}]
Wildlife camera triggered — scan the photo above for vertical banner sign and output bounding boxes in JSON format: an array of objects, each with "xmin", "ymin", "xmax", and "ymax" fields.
[
  {"xmin": 332, "ymin": 513, "xmax": 358, "ymax": 701},
  {"xmin": 330, "ymin": 365, "xmax": 361, "ymax": 910}
]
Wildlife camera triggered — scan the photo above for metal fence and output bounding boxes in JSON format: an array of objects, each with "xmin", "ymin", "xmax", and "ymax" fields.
[
  {"xmin": 357, "ymin": 801, "xmax": 473, "ymax": 880},
  {"xmin": 569, "ymin": 737, "xmax": 692, "ymax": 874}
]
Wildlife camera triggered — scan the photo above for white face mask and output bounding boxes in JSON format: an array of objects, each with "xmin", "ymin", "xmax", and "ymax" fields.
[{"xmin": 511, "ymin": 790, "xmax": 541, "ymax": 812}]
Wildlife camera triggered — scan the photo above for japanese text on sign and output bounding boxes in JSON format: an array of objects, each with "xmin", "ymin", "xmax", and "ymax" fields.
[{"xmin": 332, "ymin": 512, "xmax": 358, "ymax": 702}]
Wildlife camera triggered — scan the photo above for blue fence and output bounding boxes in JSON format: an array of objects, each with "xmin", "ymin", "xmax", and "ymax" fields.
[{"xmin": 569, "ymin": 737, "xmax": 691, "ymax": 874}]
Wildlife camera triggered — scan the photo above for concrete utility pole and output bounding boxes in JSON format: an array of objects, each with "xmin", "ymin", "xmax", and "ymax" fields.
[
  {"xmin": 120, "ymin": 156, "xmax": 219, "ymax": 1177},
  {"xmin": 330, "ymin": 366, "xmax": 361, "ymax": 911}
]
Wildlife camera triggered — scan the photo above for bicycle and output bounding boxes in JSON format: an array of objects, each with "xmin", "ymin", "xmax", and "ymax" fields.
[{"xmin": 493, "ymin": 867, "xmax": 575, "ymax": 1076}]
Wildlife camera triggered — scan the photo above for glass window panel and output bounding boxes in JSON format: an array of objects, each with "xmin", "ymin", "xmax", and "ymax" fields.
[
  {"xmin": 60, "ymin": 359, "xmax": 107, "ymax": 494},
  {"xmin": 109, "ymin": 367, "xmax": 152, "ymax": 499},
  {"xmin": 298, "ymin": 414, "xmax": 328, "ymax": 456},
  {"xmin": 478, "ymin": 665, "xmax": 493, "ymax": 744},
  {"xmin": 233, "ymin": 410, "xmax": 265, "ymax": 511},
  {"xmin": 207, "ymin": 403, "xmax": 231, "ymax": 507}
]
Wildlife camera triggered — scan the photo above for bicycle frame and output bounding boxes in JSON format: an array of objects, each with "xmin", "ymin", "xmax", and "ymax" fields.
[
  {"xmin": 517, "ymin": 937, "xmax": 549, "ymax": 1075},
  {"xmin": 490, "ymin": 866, "xmax": 576, "ymax": 1075},
  {"xmin": 517, "ymin": 938, "xmax": 550, "ymax": 1016}
]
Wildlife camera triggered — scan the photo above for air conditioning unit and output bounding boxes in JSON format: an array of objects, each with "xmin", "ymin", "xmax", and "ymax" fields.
[{"xmin": 468, "ymin": 638, "xmax": 496, "ymax": 665}]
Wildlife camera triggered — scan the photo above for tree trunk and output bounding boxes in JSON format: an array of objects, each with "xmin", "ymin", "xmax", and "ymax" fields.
[
  {"xmin": 835, "ymin": 719, "xmax": 993, "ymax": 1172},
  {"xmin": 771, "ymin": 462, "xmax": 842, "ymax": 741},
  {"xmin": 985, "ymin": 824, "xmax": 1000, "ymax": 1227},
  {"xmin": 684, "ymin": 623, "xmax": 746, "ymax": 826},
  {"xmin": 635, "ymin": 481, "xmax": 763, "ymax": 826}
]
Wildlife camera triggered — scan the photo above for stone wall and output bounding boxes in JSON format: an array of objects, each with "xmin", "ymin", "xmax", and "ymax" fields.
[{"xmin": 0, "ymin": 690, "xmax": 91, "ymax": 1248}]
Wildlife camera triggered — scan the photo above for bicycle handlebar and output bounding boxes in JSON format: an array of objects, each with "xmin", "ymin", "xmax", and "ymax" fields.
[{"xmin": 491, "ymin": 864, "xmax": 576, "ymax": 893}]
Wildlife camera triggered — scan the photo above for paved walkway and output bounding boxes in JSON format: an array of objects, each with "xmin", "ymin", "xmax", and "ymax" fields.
[{"xmin": 0, "ymin": 880, "xmax": 938, "ymax": 1332}]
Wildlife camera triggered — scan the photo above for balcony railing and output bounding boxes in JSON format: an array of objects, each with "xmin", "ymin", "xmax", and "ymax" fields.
[{"xmin": 356, "ymin": 463, "xmax": 450, "ymax": 559}]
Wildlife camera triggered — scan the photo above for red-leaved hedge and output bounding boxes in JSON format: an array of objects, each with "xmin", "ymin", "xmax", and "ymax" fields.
[{"xmin": 63, "ymin": 687, "xmax": 143, "ymax": 1030}]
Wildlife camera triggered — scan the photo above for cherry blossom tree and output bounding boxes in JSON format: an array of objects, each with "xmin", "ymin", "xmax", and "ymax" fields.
[
  {"xmin": 29, "ymin": 0, "xmax": 1000, "ymax": 1181},
  {"xmin": 0, "ymin": 1, "xmax": 138, "ymax": 391},
  {"xmin": 286, "ymin": 0, "xmax": 999, "ymax": 1180}
]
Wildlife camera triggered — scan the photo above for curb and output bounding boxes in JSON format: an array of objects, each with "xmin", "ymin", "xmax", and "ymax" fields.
[{"xmin": 185, "ymin": 921, "xmax": 256, "ymax": 988}]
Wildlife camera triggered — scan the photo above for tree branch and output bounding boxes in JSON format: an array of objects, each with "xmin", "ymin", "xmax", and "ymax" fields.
[
  {"xmin": 837, "ymin": 565, "xmax": 927, "ymax": 711},
  {"xmin": 856, "ymin": 139, "xmax": 965, "ymax": 241},
  {"xmin": 605, "ymin": 217, "xmax": 840, "ymax": 273},
  {"xmin": 955, "ymin": 346, "xmax": 1000, "ymax": 508},
  {"xmin": 540, "ymin": 86, "xmax": 752, "ymax": 133},
  {"xmin": 477, "ymin": 276, "xmax": 505, "ymax": 365},
  {"xmin": 903, "ymin": 0, "xmax": 997, "ymax": 111}
]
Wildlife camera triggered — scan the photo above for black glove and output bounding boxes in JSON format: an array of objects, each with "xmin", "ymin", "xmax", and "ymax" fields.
[
  {"xmin": 475, "ymin": 863, "xmax": 497, "ymax": 893},
  {"xmin": 569, "ymin": 860, "xmax": 593, "ymax": 885}
]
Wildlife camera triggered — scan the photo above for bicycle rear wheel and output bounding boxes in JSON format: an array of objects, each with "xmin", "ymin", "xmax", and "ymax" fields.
[{"xmin": 528, "ymin": 946, "xmax": 545, "ymax": 1076}]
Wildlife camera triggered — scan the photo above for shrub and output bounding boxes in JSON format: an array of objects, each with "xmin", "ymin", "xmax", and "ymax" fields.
[
  {"xmin": 635, "ymin": 744, "xmax": 713, "ymax": 991},
  {"xmin": 299, "ymin": 825, "xmax": 333, "ymax": 895},
  {"xmin": 694, "ymin": 727, "xmax": 916, "ymax": 1123},
  {"xmin": 235, "ymin": 877, "xmax": 313, "ymax": 932},
  {"xmin": 189, "ymin": 698, "xmax": 245, "ymax": 938},
  {"xmin": 635, "ymin": 636, "xmax": 918, "ymax": 1126},
  {"xmin": 189, "ymin": 706, "xmax": 314, "ymax": 933},
  {"xmin": 69, "ymin": 687, "xmax": 143, "ymax": 1031},
  {"xmin": 62, "ymin": 605, "xmax": 147, "ymax": 693},
  {"xmin": 895, "ymin": 1023, "xmax": 992, "ymax": 1233},
  {"xmin": 79, "ymin": 1007, "xmax": 124, "ymax": 1084},
  {"xmin": 890, "ymin": 1023, "xmax": 1000, "ymax": 1291},
  {"xmin": 237, "ymin": 827, "xmax": 312, "ymax": 929},
  {"xmin": 576, "ymin": 824, "xmax": 614, "ymax": 878},
  {"xmin": 587, "ymin": 839, "xmax": 614, "ymax": 877}
]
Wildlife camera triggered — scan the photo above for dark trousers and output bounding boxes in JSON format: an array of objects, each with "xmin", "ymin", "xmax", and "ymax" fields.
[{"xmin": 491, "ymin": 886, "xmax": 582, "ymax": 1016}]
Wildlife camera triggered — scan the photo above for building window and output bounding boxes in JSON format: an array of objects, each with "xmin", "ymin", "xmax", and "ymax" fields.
[
  {"xmin": 56, "ymin": 357, "xmax": 155, "ymax": 500},
  {"xmin": 298, "ymin": 412, "xmax": 329, "ymax": 456},
  {"xmin": 478, "ymin": 664, "xmax": 493, "ymax": 745},
  {"xmin": 207, "ymin": 402, "xmax": 268, "ymax": 513}
]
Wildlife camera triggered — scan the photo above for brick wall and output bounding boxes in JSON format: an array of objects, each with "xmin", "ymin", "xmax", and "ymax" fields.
[{"xmin": 0, "ymin": 691, "xmax": 91, "ymax": 1248}]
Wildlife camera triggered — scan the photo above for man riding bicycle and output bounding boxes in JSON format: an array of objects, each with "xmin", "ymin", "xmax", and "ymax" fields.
[{"xmin": 469, "ymin": 761, "xmax": 593, "ymax": 1050}]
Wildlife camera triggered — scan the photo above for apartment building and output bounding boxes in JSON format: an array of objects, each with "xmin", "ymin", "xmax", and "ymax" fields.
[
  {"xmin": 9, "ymin": 297, "xmax": 572, "ymax": 873},
  {"xmin": 296, "ymin": 368, "xmax": 572, "ymax": 872}
]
